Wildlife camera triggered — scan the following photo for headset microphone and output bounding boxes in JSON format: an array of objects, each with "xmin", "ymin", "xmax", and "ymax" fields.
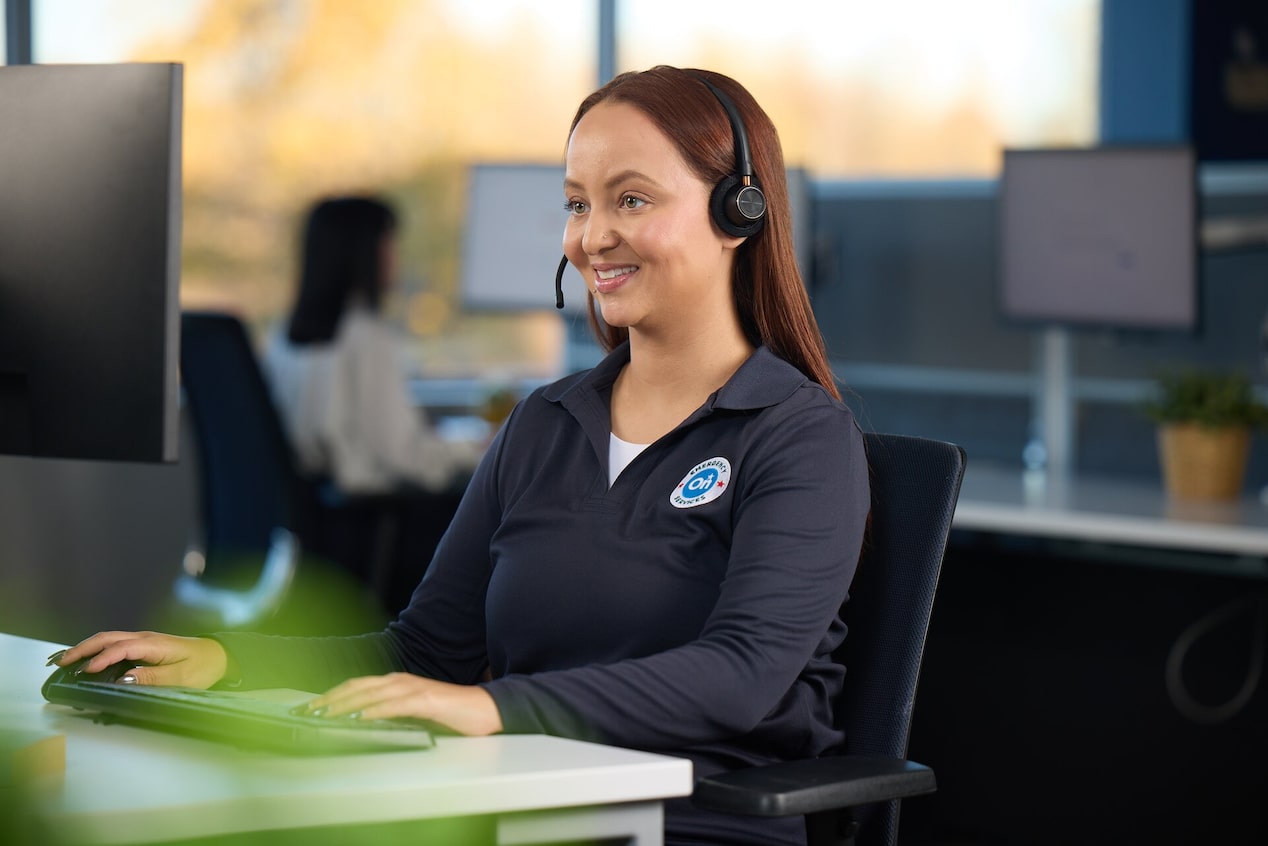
[{"xmin": 555, "ymin": 255, "xmax": 568, "ymax": 309}]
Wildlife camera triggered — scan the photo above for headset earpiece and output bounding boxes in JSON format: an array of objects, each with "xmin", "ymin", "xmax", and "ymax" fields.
[
  {"xmin": 710, "ymin": 174, "xmax": 766, "ymax": 238},
  {"xmin": 694, "ymin": 74, "xmax": 767, "ymax": 238}
]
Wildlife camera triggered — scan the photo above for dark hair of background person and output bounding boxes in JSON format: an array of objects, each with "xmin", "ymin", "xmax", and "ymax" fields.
[
  {"xmin": 567, "ymin": 65, "xmax": 840, "ymax": 401},
  {"xmin": 287, "ymin": 196, "xmax": 399, "ymax": 345}
]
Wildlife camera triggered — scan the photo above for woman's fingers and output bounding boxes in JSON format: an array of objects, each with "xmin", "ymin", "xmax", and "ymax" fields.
[
  {"xmin": 306, "ymin": 674, "xmax": 410, "ymax": 718},
  {"xmin": 48, "ymin": 631, "xmax": 227, "ymax": 689},
  {"xmin": 82, "ymin": 634, "xmax": 176, "ymax": 675},
  {"xmin": 303, "ymin": 674, "xmax": 503, "ymax": 736},
  {"xmin": 54, "ymin": 630, "xmax": 143, "ymax": 669}
]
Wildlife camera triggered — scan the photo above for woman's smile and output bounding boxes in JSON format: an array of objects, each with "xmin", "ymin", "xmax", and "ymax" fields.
[{"xmin": 593, "ymin": 264, "xmax": 639, "ymax": 294}]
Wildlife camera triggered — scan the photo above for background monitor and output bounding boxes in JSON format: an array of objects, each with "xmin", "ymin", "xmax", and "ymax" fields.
[
  {"xmin": 0, "ymin": 63, "xmax": 182, "ymax": 462},
  {"xmin": 998, "ymin": 146, "xmax": 1198, "ymax": 332},
  {"xmin": 460, "ymin": 162, "xmax": 813, "ymax": 313}
]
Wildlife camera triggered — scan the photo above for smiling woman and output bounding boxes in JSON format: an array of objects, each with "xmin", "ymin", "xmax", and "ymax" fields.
[{"xmin": 55, "ymin": 66, "xmax": 872, "ymax": 846}]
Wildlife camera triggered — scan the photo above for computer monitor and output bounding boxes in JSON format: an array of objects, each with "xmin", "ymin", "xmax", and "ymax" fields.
[
  {"xmin": 0, "ymin": 63, "xmax": 182, "ymax": 462},
  {"xmin": 998, "ymin": 146, "xmax": 1198, "ymax": 332},
  {"xmin": 460, "ymin": 162, "xmax": 814, "ymax": 313}
]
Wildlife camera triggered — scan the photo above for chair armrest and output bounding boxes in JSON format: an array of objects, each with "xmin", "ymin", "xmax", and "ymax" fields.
[{"xmin": 692, "ymin": 754, "xmax": 936, "ymax": 817}]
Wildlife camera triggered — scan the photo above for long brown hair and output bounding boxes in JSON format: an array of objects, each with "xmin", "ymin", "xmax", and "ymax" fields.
[
  {"xmin": 287, "ymin": 196, "xmax": 397, "ymax": 345},
  {"xmin": 568, "ymin": 65, "xmax": 839, "ymax": 401}
]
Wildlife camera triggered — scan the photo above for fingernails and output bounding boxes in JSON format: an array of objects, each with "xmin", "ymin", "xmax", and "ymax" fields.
[
  {"xmin": 46, "ymin": 649, "xmax": 68, "ymax": 667},
  {"xmin": 119, "ymin": 674, "xmax": 138, "ymax": 685},
  {"xmin": 344, "ymin": 711, "xmax": 362, "ymax": 720},
  {"xmin": 288, "ymin": 702, "xmax": 328, "ymax": 717}
]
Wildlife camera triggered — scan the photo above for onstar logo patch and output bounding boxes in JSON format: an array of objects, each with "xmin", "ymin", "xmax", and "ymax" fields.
[{"xmin": 670, "ymin": 457, "xmax": 731, "ymax": 509}]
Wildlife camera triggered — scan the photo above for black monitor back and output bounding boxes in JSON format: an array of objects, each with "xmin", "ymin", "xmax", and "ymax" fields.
[{"xmin": 0, "ymin": 63, "xmax": 181, "ymax": 463}]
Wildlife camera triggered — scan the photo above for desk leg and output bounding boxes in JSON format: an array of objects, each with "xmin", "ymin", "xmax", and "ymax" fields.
[{"xmin": 497, "ymin": 800, "xmax": 664, "ymax": 846}]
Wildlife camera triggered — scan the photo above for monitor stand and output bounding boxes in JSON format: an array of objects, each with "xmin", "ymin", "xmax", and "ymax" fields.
[
  {"xmin": 0, "ymin": 370, "xmax": 33, "ymax": 455},
  {"xmin": 1025, "ymin": 326, "xmax": 1075, "ymax": 488}
]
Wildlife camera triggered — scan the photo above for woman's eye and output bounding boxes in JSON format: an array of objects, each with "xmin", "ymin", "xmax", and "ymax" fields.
[
  {"xmin": 620, "ymin": 195, "xmax": 645, "ymax": 210},
  {"xmin": 564, "ymin": 200, "xmax": 588, "ymax": 215}
]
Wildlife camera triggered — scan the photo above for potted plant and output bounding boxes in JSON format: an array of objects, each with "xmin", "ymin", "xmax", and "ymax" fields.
[{"xmin": 1143, "ymin": 369, "xmax": 1268, "ymax": 500}]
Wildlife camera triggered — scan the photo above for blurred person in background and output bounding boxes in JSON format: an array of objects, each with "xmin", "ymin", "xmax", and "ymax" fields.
[{"xmin": 263, "ymin": 196, "xmax": 483, "ymax": 496}]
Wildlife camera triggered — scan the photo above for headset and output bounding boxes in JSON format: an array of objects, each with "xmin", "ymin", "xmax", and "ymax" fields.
[
  {"xmin": 555, "ymin": 72, "xmax": 767, "ymax": 308},
  {"xmin": 692, "ymin": 73, "xmax": 768, "ymax": 239}
]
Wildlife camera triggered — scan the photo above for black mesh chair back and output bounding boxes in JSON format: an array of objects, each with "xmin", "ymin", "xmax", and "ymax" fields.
[
  {"xmin": 692, "ymin": 432, "xmax": 965, "ymax": 846},
  {"xmin": 836, "ymin": 432, "xmax": 966, "ymax": 845},
  {"xmin": 180, "ymin": 311, "xmax": 299, "ymax": 576}
]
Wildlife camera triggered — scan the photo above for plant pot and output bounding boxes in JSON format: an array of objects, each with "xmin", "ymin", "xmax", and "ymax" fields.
[{"xmin": 1157, "ymin": 423, "xmax": 1251, "ymax": 501}]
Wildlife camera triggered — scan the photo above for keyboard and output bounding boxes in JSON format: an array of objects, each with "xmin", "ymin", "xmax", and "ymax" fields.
[{"xmin": 43, "ymin": 678, "xmax": 438, "ymax": 755}]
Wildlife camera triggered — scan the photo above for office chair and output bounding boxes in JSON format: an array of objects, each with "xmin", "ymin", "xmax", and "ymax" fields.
[
  {"xmin": 173, "ymin": 311, "xmax": 390, "ymax": 633},
  {"xmin": 693, "ymin": 432, "xmax": 966, "ymax": 846}
]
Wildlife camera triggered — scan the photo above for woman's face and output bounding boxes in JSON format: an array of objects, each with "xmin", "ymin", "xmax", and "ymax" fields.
[{"xmin": 562, "ymin": 100, "xmax": 742, "ymax": 336}]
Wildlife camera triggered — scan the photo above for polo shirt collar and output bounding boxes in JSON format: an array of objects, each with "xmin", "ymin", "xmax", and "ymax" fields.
[{"xmin": 543, "ymin": 342, "xmax": 810, "ymax": 413}]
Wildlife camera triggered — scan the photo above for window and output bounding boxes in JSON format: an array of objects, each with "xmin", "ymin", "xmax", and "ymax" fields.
[
  {"xmin": 30, "ymin": 0, "xmax": 1103, "ymax": 378},
  {"xmin": 34, "ymin": 0, "xmax": 595, "ymax": 377},
  {"xmin": 618, "ymin": 0, "xmax": 1100, "ymax": 177}
]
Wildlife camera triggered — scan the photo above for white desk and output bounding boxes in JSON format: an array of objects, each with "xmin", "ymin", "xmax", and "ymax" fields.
[
  {"xmin": 1, "ymin": 633, "xmax": 693, "ymax": 845},
  {"xmin": 955, "ymin": 462, "xmax": 1268, "ymax": 560}
]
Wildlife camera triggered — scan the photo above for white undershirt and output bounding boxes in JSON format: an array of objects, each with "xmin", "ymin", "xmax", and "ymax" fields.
[{"xmin": 609, "ymin": 432, "xmax": 650, "ymax": 487}]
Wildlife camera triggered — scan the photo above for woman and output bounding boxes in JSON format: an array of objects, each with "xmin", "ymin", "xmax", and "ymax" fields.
[
  {"xmin": 263, "ymin": 195, "xmax": 481, "ymax": 495},
  {"xmin": 55, "ymin": 66, "xmax": 869, "ymax": 846}
]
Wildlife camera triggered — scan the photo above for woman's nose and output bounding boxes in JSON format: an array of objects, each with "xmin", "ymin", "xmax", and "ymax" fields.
[{"xmin": 581, "ymin": 213, "xmax": 616, "ymax": 256}]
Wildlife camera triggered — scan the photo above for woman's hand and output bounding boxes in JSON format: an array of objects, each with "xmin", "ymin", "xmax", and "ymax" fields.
[
  {"xmin": 51, "ymin": 631, "xmax": 229, "ymax": 690},
  {"xmin": 300, "ymin": 673, "xmax": 503, "ymax": 737}
]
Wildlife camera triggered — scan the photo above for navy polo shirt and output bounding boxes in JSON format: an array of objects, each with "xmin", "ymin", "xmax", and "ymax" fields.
[{"xmin": 216, "ymin": 343, "xmax": 869, "ymax": 846}]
